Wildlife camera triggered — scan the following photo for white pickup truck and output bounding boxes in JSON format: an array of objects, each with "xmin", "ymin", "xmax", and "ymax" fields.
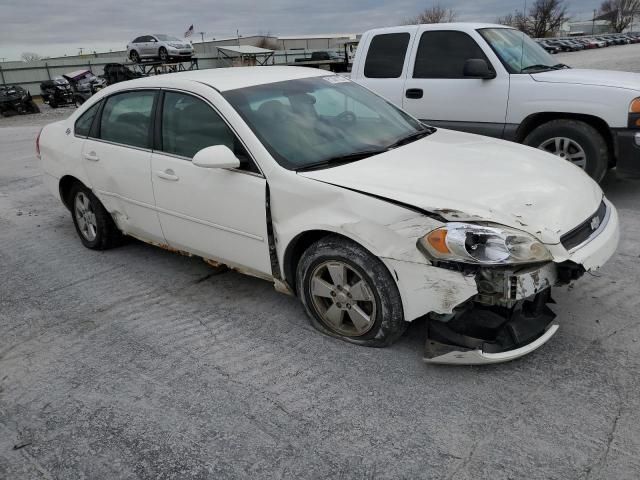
[{"xmin": 351, "ymin": 23, "xmax": 640, "ymax": 181}]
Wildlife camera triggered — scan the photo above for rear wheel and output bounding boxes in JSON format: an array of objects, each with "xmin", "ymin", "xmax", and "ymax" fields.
[
  {"xmin": 70, "ymin": 183, "xmax": 122, "ymax": 250},
  {"xmin": 159, "ymin": 47, "xmax": 169, "ymax": 62},
  {"xmin": 296, "ymin": 235, "xmax": 406, "ymax": 347},
  {"xmin": 524, "ymin": 119, "xmax": 609, "ymax": 182}
]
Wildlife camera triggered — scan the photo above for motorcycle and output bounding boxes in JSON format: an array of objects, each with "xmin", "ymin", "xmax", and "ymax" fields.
[
  {"xmin": 40, "ymin": 77, "xmax": 75, "ymax": 108},
  {"xmin": 63, "ymin": 69, "xmax": 107, "ymax": 105},
  {"xmin": 0, "ymin": 85, "xmax": 40, "ymax": 117}
]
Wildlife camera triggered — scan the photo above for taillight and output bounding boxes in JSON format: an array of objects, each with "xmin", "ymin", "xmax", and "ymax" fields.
[{"xmin": 36, "ymin": 128, "xmax": 42, "ymax": 159}]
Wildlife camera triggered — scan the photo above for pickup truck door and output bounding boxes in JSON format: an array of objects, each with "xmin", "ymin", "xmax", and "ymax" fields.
[
  {"xmin": 352, "ymin": 27, "xmax": 416, "ymax": 107},
  {"xmin": 402, "ymin": 28, "xmax": 510, "ymax": 139}
]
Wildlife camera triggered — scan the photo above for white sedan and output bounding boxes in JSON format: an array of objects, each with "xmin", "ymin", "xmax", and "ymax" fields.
[{"xmin": 37, "ymin": 67, "xmax": 619, "ymax": 365}]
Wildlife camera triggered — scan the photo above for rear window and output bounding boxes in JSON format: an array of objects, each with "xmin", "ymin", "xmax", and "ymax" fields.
[
  {"xmin": 364, "ymin": 33, "xmax": 410, "ymax": 79},
  {"xmin": 74, "ymin": 101, "xmax": 101, "ymax": 138}
]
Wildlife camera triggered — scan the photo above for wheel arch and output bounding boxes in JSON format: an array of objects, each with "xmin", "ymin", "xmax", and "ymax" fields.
[
  {"xmin": 515, "ymin": 112, "xmax": 615, "ymax": 165},
  {"xmin": 59, "ymin": 175, "xmax": 86, "ymax": 211}
]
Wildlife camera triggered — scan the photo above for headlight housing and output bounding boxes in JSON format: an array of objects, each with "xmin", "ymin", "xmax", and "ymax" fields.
[{"xmin": 418, "ymin": 223, "xmax": 552, "ymax": 265}]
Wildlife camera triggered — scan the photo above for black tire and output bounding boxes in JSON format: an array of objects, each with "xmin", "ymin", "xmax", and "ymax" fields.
[
  {"xmin": 296, "ymin": 235, "xmax": 407, "ymax": 347},
  {"xmin": 74, "ymin": 96, "xmax": 85, "ymax": 107},
  {"xmin": 523, "ymin": 119, "xmax": 609, "ymax": 182},
  {"xmin": 70, "ymin": 183, "xmax": 122, "ymax": 250},
  {"xmin": 130, "ymin": 50, "xmax": 140, "ymax": 63},
  {"xmin": 49, "ymin": 98, "xmax": 58, "ymax": 108},
  {"xmin": 159, "ymin": 47, "xmax": 168, "ymax": 62},
  {"xmin": 27, "ymin": 101, "xmax": 40, "ymax": 113}
]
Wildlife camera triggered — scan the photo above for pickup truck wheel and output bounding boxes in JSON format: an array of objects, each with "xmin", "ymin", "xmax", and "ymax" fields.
[
  {"xmin": 70, "ymin": 184, "xmax": 122, "ymax": 250},
  {"xmin": 524, "ymin": 120, "xmax": 608, "ymax": 182},
  {"xmin": 296, "ymin": 235, "xmax": 406, "ymax": 347}
]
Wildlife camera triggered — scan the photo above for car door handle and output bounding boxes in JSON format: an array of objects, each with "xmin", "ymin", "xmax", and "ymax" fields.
[
  {"xmin": 83, "ymin": 151, "xmax": 99, "ymax": 162},
  {"xmin": 405, "ymin": 88, "xmax": 424, "ymax": 99},
  {"xmin": 155, "ymin": 169, "xmax": 179, "ymax": 181}
]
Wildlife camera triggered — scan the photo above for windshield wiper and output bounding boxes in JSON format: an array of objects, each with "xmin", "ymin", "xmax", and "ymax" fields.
[
  {"xmin": 385, "ymin": 128, "xmax": 435, "ymax": 149},
  {"xmin": 553, "ymin": 63, "xmax": 571, "ymax": 69},
  {"xmin": 520, "ymin": 64, "xmax": 557, "ymax": 73},
  {"xmin": 295, "ymin": 149, "xmax": 386, "ymax": 172}
]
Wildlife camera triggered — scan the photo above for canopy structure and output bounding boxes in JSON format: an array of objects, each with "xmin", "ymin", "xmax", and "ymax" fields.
[{"xmin": 217, "ymin": 46, "xmax": 274, "ymax": 66}]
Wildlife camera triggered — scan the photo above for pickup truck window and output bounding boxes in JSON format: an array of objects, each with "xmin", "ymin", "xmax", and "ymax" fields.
[
  {"xmin": 478, "ymin": 28, "xmax": 557, "ymax": 74},
  {"xmin": 223, "ymin": 76, "xmax": 425, "ymax": 170},
  {"xmin": 414, "ymin": 31, "xmax": 490, "ymax": 79},
  {"xmin": 364, "ymin": 33, "xmax": 410, "ymax": 79}
]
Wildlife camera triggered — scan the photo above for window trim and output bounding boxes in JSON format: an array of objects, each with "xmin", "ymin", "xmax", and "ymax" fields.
[
  {"xmin": 364, "ymin": 32, "xmax": 411, "ymax": 79},
  {"xmin": 412, "ymin": 30, "xmax": 494, "ymax": 80},
  {"xmin": 155, "ymin": 87, "xmax": 264, "ymax": 178},
  {"xmin": 81, "ymin": 88, "xmax": 159, "ymax": 152}
]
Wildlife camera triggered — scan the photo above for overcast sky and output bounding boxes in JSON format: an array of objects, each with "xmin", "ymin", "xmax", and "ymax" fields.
[{"xmin": 0, "ymin": 0, "xmax": 604, "ymax": 61}]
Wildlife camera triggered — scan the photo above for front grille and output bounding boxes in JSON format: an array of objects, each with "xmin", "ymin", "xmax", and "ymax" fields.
[{"xmin": 560, "ymin": 201, "xmax": 607, "ymax": 251}]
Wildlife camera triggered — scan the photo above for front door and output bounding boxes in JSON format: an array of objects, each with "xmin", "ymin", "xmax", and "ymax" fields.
[
  {"xmin": 402, "ymin": 28, "xmax": 510, "ymax": 138},
  {"xmin": 81, "ymin": 89, "xmax": 165, "ymax": 243},
  {"xmin": 150, "ymin": 90, "xmax": 272, "ymax": 276}
]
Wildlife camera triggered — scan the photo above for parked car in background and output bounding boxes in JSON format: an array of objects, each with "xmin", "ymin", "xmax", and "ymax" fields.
[
  {"xmin": 0, "ymin": 85, "xmax": 39, "ymax": 116},
  {"xmin": 351, "ymin": 23, "xmax": 640, "ymax": 181},
  {"xmin": 63, "ymin": 70, "xmax": 107, "ymax": 105},
  {"xmin": 40, "ymin": 77, "xmax": 75, "ymax": 108},
  {"xmin": 537, "ymin": 40, "xmax": 560, "ymax": 54},
  {"xmin": 37, "ymin": 67, "xmax": 619, "ymax": 365},
  {"xmin": 102, "ymin": 63, "xmax": 144, "ymax": 86},
  {"xmin": 127, "ymin": 34, "xmax": 194, "ymax": 63}
]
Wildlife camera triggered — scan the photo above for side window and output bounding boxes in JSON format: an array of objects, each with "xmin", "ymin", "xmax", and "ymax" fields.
[
  {"xmin": 99, "ymin": 90, "xmax": 155, "ymax": 148},
  {"xmin": 74, "ymin": 101, "xmax": 101, "ymax": 138},
  {"xmin": 364, "ymin": 33, "xmax": 410, "ymax": 79},
  {"xmin": 132, "ymin": 36, "xmax": 143, "ymax": 43},
  {"xmin": 161, "ymin": 91, "xmax": 257, "ymax": 172},
  {"xmin": 414, "ymin": 31, "xmax": 491, "ymax": 79}
]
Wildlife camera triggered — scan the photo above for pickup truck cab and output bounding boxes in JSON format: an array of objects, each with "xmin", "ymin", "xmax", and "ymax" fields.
[{"xmin": 351, "ymin": 23, "xmax": 640, "ymax": 181}]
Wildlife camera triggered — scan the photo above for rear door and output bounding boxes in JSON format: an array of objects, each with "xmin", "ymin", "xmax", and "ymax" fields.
[
  {"xmin": 354, "ymin": 28, "xmax": 415, "ymax": 106},
  {"xmin": 402, "ymin": 28, "xmax": 510, "ymax": 138},
  {"xmin": 81, "ymin": 89, "xmax": 165, "ymax": 243}
]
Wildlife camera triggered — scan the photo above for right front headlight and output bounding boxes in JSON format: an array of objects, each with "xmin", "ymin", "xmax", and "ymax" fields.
[{"xmin": 418, "ymin": 223, "xmax": 552, "ymax": 265}]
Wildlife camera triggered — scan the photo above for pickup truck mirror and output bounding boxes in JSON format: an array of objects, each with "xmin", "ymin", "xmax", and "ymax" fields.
[
  {"xmin": 193, "ymin": 145, "xmax": 241, "ymax": 169},
  {"xmin": 463, "ymin": 59, "xmax": 496, "ymax": 79}
]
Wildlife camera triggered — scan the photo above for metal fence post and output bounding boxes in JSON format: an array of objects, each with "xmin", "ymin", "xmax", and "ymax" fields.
[
  {"xmin": 45, "ymin": 62, "xmax": 51, "ymax": 80},
  {"xmin": 0, "ymin": 66, "xmax": 5, "ymax": 85}
]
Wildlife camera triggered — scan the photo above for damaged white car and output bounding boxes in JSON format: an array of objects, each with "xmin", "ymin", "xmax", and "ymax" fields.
[{"xmin": 37, "ymin": 67, "xmax": 620, "ymax": 365}]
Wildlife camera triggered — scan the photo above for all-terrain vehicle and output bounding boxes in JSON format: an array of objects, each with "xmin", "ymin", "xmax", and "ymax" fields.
[
  {"xmin": 0, "ymin": 85, "xmax": 40, "ymax": 117},
  {"xmin": 40, "ymin": 77, "xmax": 75, "ymax": 108},
  {"xmin": 63, "ymin": 69, "xmax": 107, "ymax": 105}
]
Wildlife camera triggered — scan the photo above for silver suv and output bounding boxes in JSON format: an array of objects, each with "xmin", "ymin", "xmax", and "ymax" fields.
[{"xmin": 126, "ymin": 34, "xmax": 194, "ymax": 63}]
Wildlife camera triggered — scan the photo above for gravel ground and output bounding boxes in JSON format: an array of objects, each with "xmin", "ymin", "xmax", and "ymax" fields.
[
  {"xmin": 2, "ymin": 56, "xmax": 640, "ymax": 479},
  {"xmin": 557, "ymin": 42, "xmax": 640, "ymax": 71}
]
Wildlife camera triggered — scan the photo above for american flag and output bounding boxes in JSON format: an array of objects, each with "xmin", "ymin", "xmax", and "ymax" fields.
[{"xmin": 184, "ymin": 25, "xmax": 194, "ymax": 38}]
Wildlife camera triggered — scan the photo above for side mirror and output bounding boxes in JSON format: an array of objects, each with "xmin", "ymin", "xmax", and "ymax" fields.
[
  {"xmin": 463, "ymin": 59, "xmax": 496, "ymax": 79},
  {"xmin": 193, "ymin": 145, "xmax": 241, "ymax": 169}
]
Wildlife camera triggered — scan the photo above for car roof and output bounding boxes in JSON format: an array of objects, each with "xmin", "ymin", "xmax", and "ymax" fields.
[
  {"xmin": 365, "ymin": 23, "xmax": 511, "ymax": 35},
  {"xmin": 113, "ymin": 66, "xmax": 332, "ymax": 92}
]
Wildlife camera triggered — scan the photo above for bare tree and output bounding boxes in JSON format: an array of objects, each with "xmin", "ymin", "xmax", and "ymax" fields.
[
  {"xmin": 529, "ymin": 0, "xmax": 569, "ymax": 37},
  {"xmin": 256, "ymin": 33, "xmax": 280, "ymax": 50},
  {"xmin": 600, "ymin": 0, "xmax": 640, "ymax": 32},
  {"xmin": 495, "ymin": 11, "xmax": 531, "ymax": 34},
  {"xmin": 21, "ymin": 52, "xmax": 42, "ymax": 62},
  {"xmin": 404, "ymin": 4, "xmax": 458, "ymax": 24}
]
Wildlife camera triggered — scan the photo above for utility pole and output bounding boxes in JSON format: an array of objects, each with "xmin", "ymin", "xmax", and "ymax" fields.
[
  {"xmin": 198, "ymin": 32, "xmax": 205, "ymax": 43},
  {"xmin": 237, "ymin": 29, "xmax": 241, "ymax": 46},
  {"xmin": 592, "ymin": 9, "xmax": 597, "ymax": 35}
]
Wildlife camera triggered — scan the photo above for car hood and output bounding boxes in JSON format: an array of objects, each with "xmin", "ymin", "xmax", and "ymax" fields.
[
  {"xmin": 531, "ymin": 68, "xmax": 640, "ymax": 91},
  {"xmin": 298, "ymin": 129, "xmax": 603, "ymax": 244}
]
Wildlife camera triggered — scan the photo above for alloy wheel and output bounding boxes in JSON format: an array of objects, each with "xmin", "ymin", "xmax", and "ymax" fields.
[
  {"xmin": 309, "ymin": 260, "xmax": 376, "ymax": 337},
  {"xmin": 74, "ymin": 192, "xmax": 97, "ymax": 242},
  {"xmin": 539, "ymin": 137, "xmax": 587, "ymax": 169}
]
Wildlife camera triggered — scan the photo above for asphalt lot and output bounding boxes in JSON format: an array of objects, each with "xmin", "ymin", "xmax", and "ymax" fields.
[{"xmin": 2, "ymin": 49, "xmax": 640, "ymax": 479}]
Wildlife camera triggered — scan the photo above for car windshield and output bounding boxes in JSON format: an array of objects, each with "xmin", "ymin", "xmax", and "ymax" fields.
[
  {"xmin": 479, "ymin": 28, "xmax": 559, "ymax": 73},
  {"xmin": 155, "ymin": 34, "xmax": 180, "ymax": 41},
  {"xmin": 223, "ymin": 76, "xmax": 428, "ymax": 170}
]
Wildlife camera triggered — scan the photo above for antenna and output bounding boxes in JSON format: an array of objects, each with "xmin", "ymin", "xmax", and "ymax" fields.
[{"xmin": 519, "ymin": 0, "xmax": 527, "ymax": 72}]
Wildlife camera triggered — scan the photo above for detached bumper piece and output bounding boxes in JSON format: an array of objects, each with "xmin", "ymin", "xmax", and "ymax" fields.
[{"xmin": 424, "ymin": 290, "xmax": 558, "ymax": 365}]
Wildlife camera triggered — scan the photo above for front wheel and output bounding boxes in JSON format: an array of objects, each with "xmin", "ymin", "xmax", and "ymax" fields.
[
  {"xmin": 70, "ymin": 184, "xmax": 122, "ymax": 250},
  {"xmin": 296, "ymin": 235, "xmax": 406, "ymax": 347},
  {"xmin": 524, "ymin": 119, "xmax": 609, "ymax": 182},
  {"xmin": 130, "ymin": 50, "xmax": 140, "ymax": 63},
  {"xmin": 159, "ymin": 47, "xmax": 169, "ymax": 62}
]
